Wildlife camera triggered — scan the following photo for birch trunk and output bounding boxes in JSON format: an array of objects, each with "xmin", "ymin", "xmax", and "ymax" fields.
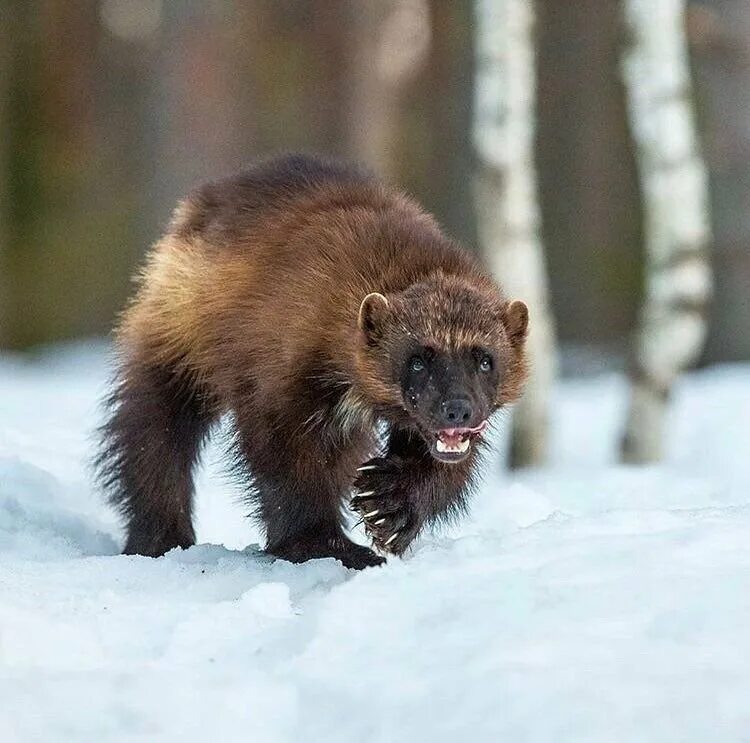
[
  {"xmin": 620, "ymin": 0, "xmax": 712, "ymax": 463},
  {"xmin": 473, "ymin": 0, "xmax": 556, "ymax": 468}
]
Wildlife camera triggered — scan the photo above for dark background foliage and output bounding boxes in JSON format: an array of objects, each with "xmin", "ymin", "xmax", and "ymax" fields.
[{"xmin": 1, "ymin": 0, "xmax": 747, "ymax": 362}]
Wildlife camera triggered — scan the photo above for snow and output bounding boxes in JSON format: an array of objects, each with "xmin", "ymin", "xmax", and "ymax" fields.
[{"xmin": 1, "ymin": 343, "xmax": 749, "ymax": 742}]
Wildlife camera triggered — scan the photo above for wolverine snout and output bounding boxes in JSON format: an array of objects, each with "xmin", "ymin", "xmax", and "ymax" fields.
[{"xmin": 439, "ymin": 398, "xmax": 474, "ymax": 426}]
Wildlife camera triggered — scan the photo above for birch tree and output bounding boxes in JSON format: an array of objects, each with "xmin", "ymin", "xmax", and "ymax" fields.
[
  {"xmin": 473, "ymin": 0, "xmax": 557, "ymax": 467},
  {"xmin": 620, "ymin": 0, "xmax": 712, "ymax": 463}
]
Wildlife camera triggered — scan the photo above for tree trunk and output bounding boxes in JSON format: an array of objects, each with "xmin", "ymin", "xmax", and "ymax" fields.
[
  {"xmin": 687, "ymin": 0, "xmax": 750, "ymax": 363},
  {"xmin": 620, "ymin": 0, "xmax": 712, "ymax": 463},
  {"xmin": 473, "ymin": 0, "xmax": 557, "ymax": 468},
  {"xmin": 536, "ymin": 0, "xmax": 643, "ymax": 352},
  {"xmin": 0, "ymin": 3, "xmax": 9, "ymax": 344},
  {"xmin": 345, "ymin": 0, "xmax": 430, "ymax": 179}
]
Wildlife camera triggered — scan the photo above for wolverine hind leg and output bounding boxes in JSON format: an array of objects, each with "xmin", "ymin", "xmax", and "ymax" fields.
[{"xmin": 96, "ymin": 354, "xmax": 215, "ymax": 556}]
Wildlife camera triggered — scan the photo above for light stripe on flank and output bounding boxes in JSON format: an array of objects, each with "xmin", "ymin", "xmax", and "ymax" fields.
[
  {"xmin": 119, "ymin": 236, "xmax": 212, "ymax": 369},
  {"xmin": 333, "ymin": 387, "xmax": 373, "ymax": 437}
]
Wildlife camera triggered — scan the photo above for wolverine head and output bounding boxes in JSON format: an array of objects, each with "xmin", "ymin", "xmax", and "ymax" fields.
[{"xmin": 356, "ymin": 277, "xmax": 529, "ymax": 463}]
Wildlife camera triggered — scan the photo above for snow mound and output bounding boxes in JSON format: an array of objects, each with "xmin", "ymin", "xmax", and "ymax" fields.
[{"xmin": 1, "ymin": 344, "xmax": 749, "ymax": 742}]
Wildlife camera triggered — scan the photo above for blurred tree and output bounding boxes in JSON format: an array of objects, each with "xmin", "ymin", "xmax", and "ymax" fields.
[
  {"xmin": 148, "ymin": 0, "xmax": 254, "ymax": 215},
  {"xmin": 2, "ymin": 0, "xmax": 150, "ymax": 349},
  {"xmin": 536, "ymin": 0, "xmax": 643, "ymax": 356},
  {"xmin": 620, "ymin": 0, "xmax": 712, "ymax": 463},
  {"xmin": 687, "ymin": 0, "xmax": 750, "ymax": 362},
  {"xmin": 0, "ymin": 3, "xmax": 9, "ymax": 342},
  {"xmin": 149, "ymin": 1, "xmax": 429, "ymax": 209},
  {"xmin": 347, "ymin": 0, "xmax": 431, "ymax": 178},
  {"xmin": 473, "ymin": 0, "xmax": 557, "ymax": 467},
  {"xmin": 399, "ymin": 0, "xmax": 477, "ymax": 247}
]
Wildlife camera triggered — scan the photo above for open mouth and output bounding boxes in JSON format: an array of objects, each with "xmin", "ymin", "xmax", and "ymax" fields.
[{"xmin": 429, "ymin": 421, "xmax": 488, "ymax": 463}]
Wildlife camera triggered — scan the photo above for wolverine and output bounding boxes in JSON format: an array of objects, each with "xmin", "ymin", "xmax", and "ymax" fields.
[{"xmin": 97, "ymin": 154, "xmax": 529, "ymax": 569}]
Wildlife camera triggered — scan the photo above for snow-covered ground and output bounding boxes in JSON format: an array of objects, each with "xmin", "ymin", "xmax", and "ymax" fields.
[{"xmin": 1, "ymin": 343, "xmax": 749, "ymax": 742}]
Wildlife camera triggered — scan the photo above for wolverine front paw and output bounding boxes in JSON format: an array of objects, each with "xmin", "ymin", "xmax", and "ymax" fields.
[{"xmin": 350, "ymin": 457, "xmax": 421, "ymax": 556}]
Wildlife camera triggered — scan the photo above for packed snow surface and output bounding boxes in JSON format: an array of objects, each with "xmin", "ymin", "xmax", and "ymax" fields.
[{"xmin": 1, "ymin": 343, "xmax": 749, "ymax": 742}]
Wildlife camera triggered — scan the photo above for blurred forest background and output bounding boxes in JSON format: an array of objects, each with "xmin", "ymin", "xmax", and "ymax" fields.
[{"xmin": 0, "ymin": 0, "xmax": 747, "ymax": 365}]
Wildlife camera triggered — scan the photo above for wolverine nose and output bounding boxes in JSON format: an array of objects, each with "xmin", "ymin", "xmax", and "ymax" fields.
[{"xmin": 440, "ymin": 398, "xmax": 473, "ymax": 426}]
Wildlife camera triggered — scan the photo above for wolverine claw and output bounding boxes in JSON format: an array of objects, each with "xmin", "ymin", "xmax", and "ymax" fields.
[
  {"xmin": 350, "ymin": 492, "xmax": 378, "ymax": 506},
  {"xmin": 384, "ymin": 532, "xmax": 399, "ymax": 547},
  {"xmin": 350, "ymin": 458, "xmax": 416, "ymax": 555}
]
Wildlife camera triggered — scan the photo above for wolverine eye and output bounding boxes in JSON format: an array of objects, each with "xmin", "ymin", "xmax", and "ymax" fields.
[
  {"xmin": 410, "ymin": 356, "xmax": 425, "ymax": 373},
  {"xmin": 479, "ymin": 355, "xmax": 493, "ymax": 373}
]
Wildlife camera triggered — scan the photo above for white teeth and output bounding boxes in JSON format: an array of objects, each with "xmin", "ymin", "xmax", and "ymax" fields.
[{"xmin": 436, "ymin": 438, "xmax": 471, "ymax": 454}]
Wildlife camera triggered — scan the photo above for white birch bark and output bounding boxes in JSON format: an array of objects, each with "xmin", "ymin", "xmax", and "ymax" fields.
[
  {"xmin": 473, "ymin": 0, "xmax": 556, "ymax": 467},
  {"xmin": 621, "ymin": 0, "xmax": 712, "ymax": 463}
]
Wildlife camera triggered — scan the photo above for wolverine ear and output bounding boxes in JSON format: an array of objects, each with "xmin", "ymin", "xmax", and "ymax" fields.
[
  {"xmin": 504, "ymin": 300, "xmax": 529, "ymax": 345},
  {"xmin": 358, "ymin": 292, "xmax": 390, "ymax": 343}
]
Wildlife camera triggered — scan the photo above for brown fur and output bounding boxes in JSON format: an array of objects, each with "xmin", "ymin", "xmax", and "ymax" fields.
[{"xmin": 97, "ymin": 154, "xmax": 528, "ymax": 568}]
